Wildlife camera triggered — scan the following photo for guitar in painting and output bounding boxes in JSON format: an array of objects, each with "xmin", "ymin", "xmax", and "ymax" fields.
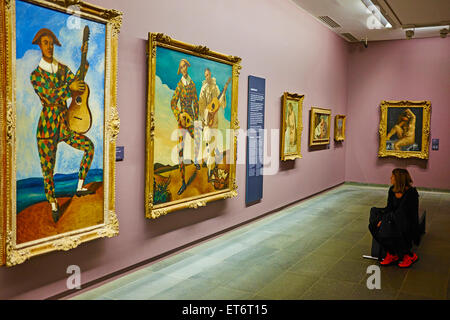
[
  {"xmin": 67, "ymin": 25, "xmax": 92, "ymax": 134},
  {"xmin": 205, "ymin": 77, "xmax": 231, "ymax": 127}
]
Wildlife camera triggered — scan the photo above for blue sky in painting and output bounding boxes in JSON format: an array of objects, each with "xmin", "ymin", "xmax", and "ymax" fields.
[{"xmin": 156, "ymin": 46, "xmax": 233, "ymax": 121}]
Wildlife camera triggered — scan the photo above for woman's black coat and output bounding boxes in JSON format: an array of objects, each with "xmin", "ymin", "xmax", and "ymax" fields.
[{"xmin": 370, "ymin": 186, "xmax": 420, "ymax": 246}]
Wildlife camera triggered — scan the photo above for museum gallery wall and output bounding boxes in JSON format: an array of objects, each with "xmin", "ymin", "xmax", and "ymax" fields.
[
  {"xmin": 0, "ymin": 0, "xmax": 448, "ymax": 299},
  {"xmin": 345, "ymin": 38, "xmax": 449, "ymax": 189}
]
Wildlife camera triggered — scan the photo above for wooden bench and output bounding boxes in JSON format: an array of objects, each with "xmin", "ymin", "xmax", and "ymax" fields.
[{"xmin": 363, "ymin": 210, "xmax": 426, "ymax": 261}]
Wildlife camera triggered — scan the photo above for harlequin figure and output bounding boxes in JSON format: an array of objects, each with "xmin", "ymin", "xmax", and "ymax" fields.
[
  {"xmin": 30, "ymin": 28, "xmax": 94, "ymax": 223},
  {"xmin": 170, "ymin": 58, "xmax": 202, "ymax": 195}
]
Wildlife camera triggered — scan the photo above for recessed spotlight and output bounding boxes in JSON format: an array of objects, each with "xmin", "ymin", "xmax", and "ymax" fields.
[{"xmin": 405, "ymin": 29, "xmax": 414, "ymax": 40}]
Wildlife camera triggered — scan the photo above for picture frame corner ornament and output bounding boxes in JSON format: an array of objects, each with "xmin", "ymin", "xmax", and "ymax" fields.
[
  {"xmin": 110, "ymin": 14, "xmax": 123, "ymax": 36},
  {"xmin": 6, "ymin": 250, "xmax": 30, "ymax": 267},
  {"xmin": 5, "ymin": 232, "xmax": 29, "ymax": 267},
  {"xmin": 154, "ymin": 33, "xmax": 171, "ymax": 43}
]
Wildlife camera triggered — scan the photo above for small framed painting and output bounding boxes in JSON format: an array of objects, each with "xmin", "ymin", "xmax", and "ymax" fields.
[
  {"xmin": 309, "ymin": 107, "xmax": 331, "ymax": 146},
  {"xmin": 280, "ymin": 92, "xmax": 304, "ymax": 161},
  {"xmin": 334, "ymin": 115, "xmax": 346, "ymax": 141}
]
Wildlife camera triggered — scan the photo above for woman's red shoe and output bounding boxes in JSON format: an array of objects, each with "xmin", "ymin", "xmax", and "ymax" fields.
[
  {"xmin": 398, "ymin": 253, "xmax": 418, "ymax": 268},
  {"xmin": 380, "ymin": 252, "xmax": 399, "ymax": 266}
]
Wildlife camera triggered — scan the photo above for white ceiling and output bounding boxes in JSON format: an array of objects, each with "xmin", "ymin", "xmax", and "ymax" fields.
[{"xmin": 292, "ymin": 0, "xmax": 450, "ymax": 42}]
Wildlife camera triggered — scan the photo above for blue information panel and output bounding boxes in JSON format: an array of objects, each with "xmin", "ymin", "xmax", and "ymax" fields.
[
  {"xmin": 116, "ymin": 146, "xmax": 124, "ymax": 161},
  {"xmin": 246, "ymin": 76, "xmax": 265, "ymax": 204},
  {"xmin": 432, "ymin": 139, "xmax": 439, "ymax": 150}
]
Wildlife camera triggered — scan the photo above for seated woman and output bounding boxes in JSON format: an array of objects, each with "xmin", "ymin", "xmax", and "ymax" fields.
[{"xmin": 368, "ymin": 168, "xmax": 420, "ymax": 268}]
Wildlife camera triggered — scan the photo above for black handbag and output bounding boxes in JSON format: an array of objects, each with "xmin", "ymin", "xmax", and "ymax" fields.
[{"xmin": 377, "ymin": 216, "xmax": 401, "ymax": 239}]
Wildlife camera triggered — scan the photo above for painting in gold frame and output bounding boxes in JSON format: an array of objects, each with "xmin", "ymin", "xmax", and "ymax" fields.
[
  {"xmin": 145, "ymin": 33, "xmax": 241, "ymax": 219},
  {"xmin": 309, "ymin": 107, "xmax": 331, "ymax": 146},
  {"xmin": 280, "ymin": 92, "xmax": 303, "ymax": 161},
  {"xmin": 334, "ymin": 115, "xmax": 346, "ymax": 141},
  {"xmin": 0, "ymin": 0, "xmax": 122, "ymax": 267},
  {"xmin": 378, "ymin": 100, "xmax": 431, "ymax": 159}
]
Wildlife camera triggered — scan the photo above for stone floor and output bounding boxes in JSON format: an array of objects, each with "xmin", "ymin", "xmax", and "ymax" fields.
[{"xmin": 71, "ymin": 184, "xmax": 450, "ymax": 300}]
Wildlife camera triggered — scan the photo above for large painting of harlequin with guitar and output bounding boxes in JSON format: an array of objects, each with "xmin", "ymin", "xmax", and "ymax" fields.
[
  {"xmin": 0, "ymin": 0, "xmax": 121, "ymax": 266},
  {"xmin": 145, "ymin": 33, "xmax": 241, "ymax": 219}
]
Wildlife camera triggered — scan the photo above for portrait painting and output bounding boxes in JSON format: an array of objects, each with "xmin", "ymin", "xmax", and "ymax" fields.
[
  {"xmin": 334, "ymin": 115, "xmax": 346, "ymax": 141},
  {"xmin": 280, "ymin": 92, "xmax": 304, "ymax": 161},
  {"xmin": 378, "ymin": 100, "xmax": 431, "ymax": 159},
  {"xmin": 0, "ymin": 0, "xmax": 122, "ymax": 266},
  {"xmin": 309, "ymin": 107, "xmax": 331, "ymax": 146},
  {"xmin": 145, "ymin": 33, "xmax": 241, "ymax": 219}
]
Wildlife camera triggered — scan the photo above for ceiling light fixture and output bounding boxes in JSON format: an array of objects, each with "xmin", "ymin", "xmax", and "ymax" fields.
[
  {"xmin": 440, "ymin": 28, "xmax": 449, "ymax": 38},
  {"xmin": 361, "ymin": 0, "xmax": 392, "ymax": 29},
  {"xmin": 405, "ymin": 29, "xmax": 415, "ymax": 40}
]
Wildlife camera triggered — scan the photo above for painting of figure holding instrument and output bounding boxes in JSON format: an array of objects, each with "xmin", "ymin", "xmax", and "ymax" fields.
[
  {"xmin": 152, "ymin": 46, "xmax": 233, "ymax": 206},
  {"xmin": 15, "ymin": 0, "xmax": 106, "ymax": 243},
  {"xmin": 170, "ymin": 58, "xmax": 202, "ymax": 196},
  {"xmin": 199, "ymin": 67, "xmax": 231, "ymax": 183},
  {"xmin": 30, "ymin": 27, "xmax": 95, "ymax": 223}
]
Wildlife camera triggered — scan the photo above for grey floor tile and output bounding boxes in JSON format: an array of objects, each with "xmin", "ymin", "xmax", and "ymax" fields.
[
  {"xmin": 223, "ymin": 264, "xmax": 284, "ymax": 293},
  {"xmin": 257, "ymin": 233, "xmax": 300, "ymax": 250},
  {"xmin": 331, "ymin": 230, "xmax": 366, "ymax": 244},
  {"xmin": 249, "ymin": 294, "xmax": 274, "ymax": 300},
  {"xmin": 257, "ymin": 249, "xmax": 309, "ymax": 272},
  {"xmin": 201, "ymin": 286, "xmax": 252, "ymax": 300},
  {"xmin": 188, "ymin": 261, "xmax": 244, "ymax": 286},
  {"xmin": 324, "ymin": 258, "xmax": 373, "ymax": 283},
  {"xmin": 373, "ymin": 266, "xmax": 409, "ymax": 291},
  {"xmin": 70, "ymin": 267, "xmax": 154, "ymax": 300},
  {"xmin": 156, "ymin": 277, "xmax": 220, "ymax": 300},
  {"xmin": 288, "ymin": 253, "xmax": 337, "ymax": 277},
  {"xmin": 105, "ymin": 271, "xmax": 183, "ymax": 300},
  {"xmin": 410, "ymin": 252, "xmax": 450, "ymax": 276},
  {"xmin": 396, "ymin": 292, "xmax": 440, "ymax": 300},
  {"xmin": 343, "ymin": 244, "xmax": 373, "ymax": 262},
  {"xmin": 300, "ymin": 278, "xmax": 358, "ymax": 300},
  {"xmin": 345, "ymin": 204, "xmax": 371, "ymax": 214},
  {"xmin": 356, "ymin": 232, "xmax": 374, "ymax": 248},
  {"xmin": 349, "ymin": 283, "xmax": 398, "ymax": 300},
  {"xmin": 310, "ymin": 239, "xmax": 355, "ymax": 258},
  {"xmin": 223, "ymin": 245, "xmax": 278, "ymax": 269},
  {"xmin": 283, "ymin": 235, "xmax": 329, "ymax": 254},
  {"xmin": 417, "ymin": 237, "xmax": 450, "ymax": 258},
  {"xmin": 400, "ymin": 269, "xmax": 449, "ymax": 299},
  {"xmin": 256, "ymin": 272, "xmax": 319, "ymax": 300},
  {"xmin": 145, "ymin": 251, "xmax": 195, "ymax": 273}
]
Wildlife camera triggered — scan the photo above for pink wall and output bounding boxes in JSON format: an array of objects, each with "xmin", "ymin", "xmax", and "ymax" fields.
[
  {"xmin": 0, "ymin": 0, "xmax": 348, "ymax": 299},
  {"xmin": 345, "ymin": 37, "xmax": 450, "ymax": 189}
]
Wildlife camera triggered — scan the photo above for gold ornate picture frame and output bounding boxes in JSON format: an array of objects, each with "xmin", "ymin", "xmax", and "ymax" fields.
[
  {"xmin": 334, "ymin": 114, "xmax": 346, "ymax": 142},
  {"xmin": 145, "ymin": 33, "xmax": 241, "ymax": 219},
  {"xmin": 0, "ymin": 0, "xmax": 122, "ymax": 266},
  {"xmin": 280, "ymin": 92, "xmax": 304, "ymax": 161},
  {"xmin": 378, "ymin": 100, "xmax": 431, "ymax": 159},
  {"xmin": 309, "ymin": 107, "xmax": 331, "ymax": 146}
]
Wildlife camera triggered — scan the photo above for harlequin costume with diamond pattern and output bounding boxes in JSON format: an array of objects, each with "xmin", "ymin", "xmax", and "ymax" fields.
[
  {"xmin": 30, "ymin": 59, "xmax": 94, "ymax": 204},
  {"xmin": 170, "ymin": 68, "xmax": 201, "ymax": 191}
]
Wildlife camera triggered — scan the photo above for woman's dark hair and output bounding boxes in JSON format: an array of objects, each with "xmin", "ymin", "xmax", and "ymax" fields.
[{"xmin": 392, "ymin": 168, "xmax": 413, "ymax": 193}]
